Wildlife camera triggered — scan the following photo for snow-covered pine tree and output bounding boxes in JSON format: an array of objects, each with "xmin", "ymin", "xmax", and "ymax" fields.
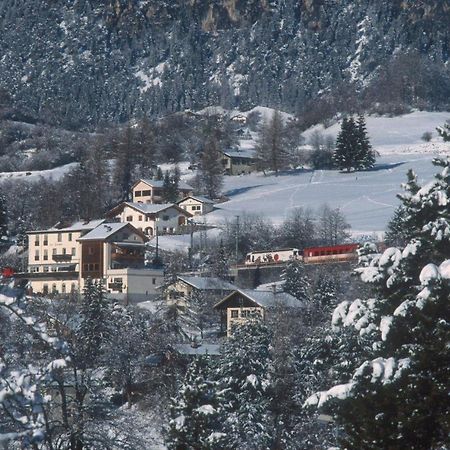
[
  {"xmin": 312, "ymin": 273, "xmax": 338, "ymax": 311},
  {"xmin": 282, "ymin": 259, "xmax": 311, "ymax": 303},
  {"xmin": 436, "ymin": 121, "xmax": 450, "ymax": 141},
  {"xmin": 167, "ymin": 357, "xmax": 226, "ymax": 450},
  {"xmin": 384, "ymin": 205, "xmax": 409, "ymax": 247},
  {"xmin": 0, "ymin": 189, "xmax": 8, "ymax": 245},
  {"xmin": 333, "ymin": 117, "xmax": 359, "ymax": 172},
  {"xmin": 355, "ymin": 115, "xmax": 375, "ymax": 170},
  {"xmin": 307, "ymin": 158, "xmax": 450, "ymax": 450},
  {"xmin": 210, "ymin": 240, "xmax": 230, "ymax": 280},
  {"xmin": 77, "ymin": 279, "xmax": 111, "ymax": 367},
  {"xmin": 217, "ymin": 319, "xmax": 273, "ymax": 449}
]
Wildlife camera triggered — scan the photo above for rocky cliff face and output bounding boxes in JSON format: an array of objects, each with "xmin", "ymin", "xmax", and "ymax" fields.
[{"xmin": 0, "ymin": 0, "xmax": 448, "ymax": 128}]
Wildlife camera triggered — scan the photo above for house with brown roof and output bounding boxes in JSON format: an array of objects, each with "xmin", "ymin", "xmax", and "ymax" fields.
[
  {"xmin": 132, "ymin": 178, "xmax": 193, "ymax": 204},
  {"xmin": 214, "ymin": 288, "xmax": 303, "ymax": 336},
  {"xmin": 220, "ymin": 149, "xmax": 257, "ymax": 175}
]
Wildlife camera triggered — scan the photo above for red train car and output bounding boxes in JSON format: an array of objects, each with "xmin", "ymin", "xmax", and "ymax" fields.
[
  {"xmin": 1, "ymin": 267, "xmax": 15, "ymax": 278},
  {"xmin": 303, "ymin": 243, "xmax": 359, "ymax": 264}
]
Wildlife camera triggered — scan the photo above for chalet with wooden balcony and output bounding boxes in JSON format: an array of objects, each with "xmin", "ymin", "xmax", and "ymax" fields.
[
  {"xmin": 132, "ymin": 178, "xmax": 193, "ymax": 204},
  {"xmin": 214, "ymin": 289, "xmax": 303, "ymax": 336},
  {"xmin": 106, "ymin": 202, "xmax": 192, "ymax": 236},
  {"xmin": 24, "ymin": 220, "xmax": 164, "ymax": 303},
  {"xmin": 77, "ymin": 222, "xmax": 164, "ymax": 304}
]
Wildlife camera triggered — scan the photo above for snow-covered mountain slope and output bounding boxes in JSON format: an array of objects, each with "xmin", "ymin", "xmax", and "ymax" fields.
[{"xmin": 0, "ymin": 0, "xmax": 448, "ymax": 128}]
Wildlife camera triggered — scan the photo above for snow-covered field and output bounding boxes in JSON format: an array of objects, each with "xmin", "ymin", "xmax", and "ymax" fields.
[
  {"xmin": 203, "ymin": 111, "xmax": 450, "ymax": 234},
  {"xmin": 207, "ymin": 154, "xmax": 441, "ymax": 234},
  {"xmin": 0, "ymin": 162, "xmax": 77, "ymax": 182}
]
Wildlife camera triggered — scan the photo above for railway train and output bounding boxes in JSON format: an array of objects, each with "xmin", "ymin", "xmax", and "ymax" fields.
[{"xmin": 244, "ymin": 243, "xmax": 359, "ymax": 266}]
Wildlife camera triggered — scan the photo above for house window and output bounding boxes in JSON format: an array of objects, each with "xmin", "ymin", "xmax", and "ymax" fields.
[
  {"xmin": 43, "ymin": 250, "xmax": 48, "ymax": 260},
  {"xmin": 43, "ymin": 266, "xmax": 49, "ymax": 272},
  {"xmin": 71, "ymin": 248, "xmax": 76, "ymax": 256},
  {"xmin": 162, "ymin": 215, "xmax": 169, "ymax": 221},
  {"xmin": 241, "ymin": 310, "xmax": 251, "ymax": 318},
  {"xmin": 126, "ymin": 216, "xmax": 133, "ymax": 222},
  {"xmin": 57, "ymin": 233, "xmax": 62, "ymax": 242},
  {"xmin": 138, "ymin": 215, "xmax": 143, "ymax": 221},
  {"xmin": 34, "ymin": 235, "xmax": 39, "ymax": 245},
  {"xmin": 43, "ymin": 234, "xmax": 48, "ymax": 245},
  {"xmin": 43, "ymin": 284, "xmax": 49, "ymax": 295},
  {"xmin": 34, "ymin": 250, "xmax": 39, "ymax": 261},
  {"xmin": 135, "ymin": 190, "xmax": 142, "ymax": 197},
  {"xmin": 231, "ymin": 310, "xmax": 239, "ymax": 319},
  {"xmin": 52, "ymin": 248, "xmax": 57, "ymax": 255},
  {"xmin": 152, "ymin": 278, "xmax": 156, "ymax": 285},
  {"xmin": 52, "ymin": 284, "xmax": 57, "ymax": 294},
  {"xmin": 68, "ymin": 233, "xmax": 72, "ymax": 241},
  {"xmin": 142, "ymin": 190, "xmax": 151, "ymax": 196},
  {"xmin": 88, "ymin": 247, "xmax": 94, "ymax": 255},
  {"xmin": 61, "ymin": 283, "xmax": 66, "ymax": 294},
  {"xmin": 62, "ymin": 248, "xmax": 67, "ymax": 255}
]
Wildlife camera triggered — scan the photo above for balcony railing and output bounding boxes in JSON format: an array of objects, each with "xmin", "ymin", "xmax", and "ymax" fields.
[{"xmin": 52, "ymin": 254, "xmax": 73, "ymax": 262}]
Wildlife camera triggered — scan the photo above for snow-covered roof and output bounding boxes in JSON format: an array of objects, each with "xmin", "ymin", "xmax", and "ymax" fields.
[
  {"xmin": 173, "ymin": 343, "xmax": 221, "ymax": 356},
  {"xmin": 29, "ymin": 219, "xmax": 105, "ymax": 234},
  {"xmin": 215, "ymin": 289, "xmax": 302, "ymax": 309},
  {"xmin": 177, "ymin": 195, "xmax": 214, "ymax": 205},
  {"xmin": 77, "ymin": 223, "xmax": 131, "ymax": 241},
  {"xmin": 221, "ymin": 149, "xmax": 256, "ymax": 159},
  {"xmin": 178, "ymin": 276, "xmax": 236, "ymax": 291},
  {"xmin": 124, "ymin": 202, "xmax": 177, "ymax": 214},
  {"xmin": 138, "ymin": 178, "xmax": 193, "ymax": 190}
]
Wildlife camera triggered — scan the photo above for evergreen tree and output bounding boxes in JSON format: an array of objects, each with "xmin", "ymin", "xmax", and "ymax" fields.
[
  {"xmin": 0, "ymin": 189, "xmax": 8, "ymax": 244},
  {"xmin": 217, "ymin": 319, "xmax": 273, "ymax": 449},
  {"xmin": 308, "ymin": 158, "xmax": 450, "ymax": 449},
  {"xmin": 333, "ymin": 116, "xmax": 374, "ymax": 171},
  {"xmin": 282, "ymin": 259, "xmax": 311, "ymax": 303},
  {"xmin": 436, "ymin": 121, "xmax": 450, "ymax": 141},
  {"xmin": 210, "ymin": 240, "xmax": 230, "ymax": 280},
  {"xmin": 167, "ymin": 357, "xmax": 226, "ymax": 450},
  {"xmin": 162, "ymin": 170, "xmax": 179, "ymax": 203},
  {"xmin": 77, "ymin": 279, "xmax": 111, "ymax": 367},
  {"xmin": 355, "ymin": 115, "xmax": 376, "ymax": 169},
  {"xmin": 199, "ymin": 136, "xmax": 223, "ymax": 199},
  {"xmin": 384, "ymin": 205, "xmax": 409, "ymax": 247}
]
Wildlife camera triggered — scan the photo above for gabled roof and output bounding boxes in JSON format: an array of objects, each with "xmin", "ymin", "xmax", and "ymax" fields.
[
  {"xmin": 177, "ymin": 195, "xmax": 214, "ymax": 205},
  {"xmin": 77, "ymin": 222, "xmax": 147, "ymax": 242},
  {"xmin": 28, "ymin": 219, "xmax": 105, "ymax": 234},
  {"xmin": 214, "ymin": 289, "xmax": 303, "ymax": 310},
  {"xmin": 221, "ymin": 149, "xmax": 256, "ymax": 159},
  {"xmin": 173, "ymin": 343, "xmax": 221, "ymax": 356},
  {"xmin": 132, "ymin": 178, "xmax": 193, "ymax": 191},
  {"xmin": 177, "ymin": 276, "xmax": 236, "ymax": 291},
  {"xmin": 106, "ymin": 202, "xmax": 193, "ymax": 218}
]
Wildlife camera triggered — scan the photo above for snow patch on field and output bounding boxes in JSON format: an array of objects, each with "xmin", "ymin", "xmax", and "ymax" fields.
[{"xmin": 0, "ymin": 163, "xmax": 78, "ymax": 182}]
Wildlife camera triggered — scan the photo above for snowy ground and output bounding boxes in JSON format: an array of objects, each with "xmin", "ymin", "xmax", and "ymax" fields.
[
  {"xmin": 303, "ymin": 110, "xmax": 450, "ymax": 155},
  {"xmin": 206, "ymin": 154, "xmax": 443, "ymax": 235},
  {"xmin": 153, "ymin": 111, "xmax": 450, "ymax": 251},
  {"xmin": 0, "ymin": 162, "xmax": 77, "ymax": 182}
]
